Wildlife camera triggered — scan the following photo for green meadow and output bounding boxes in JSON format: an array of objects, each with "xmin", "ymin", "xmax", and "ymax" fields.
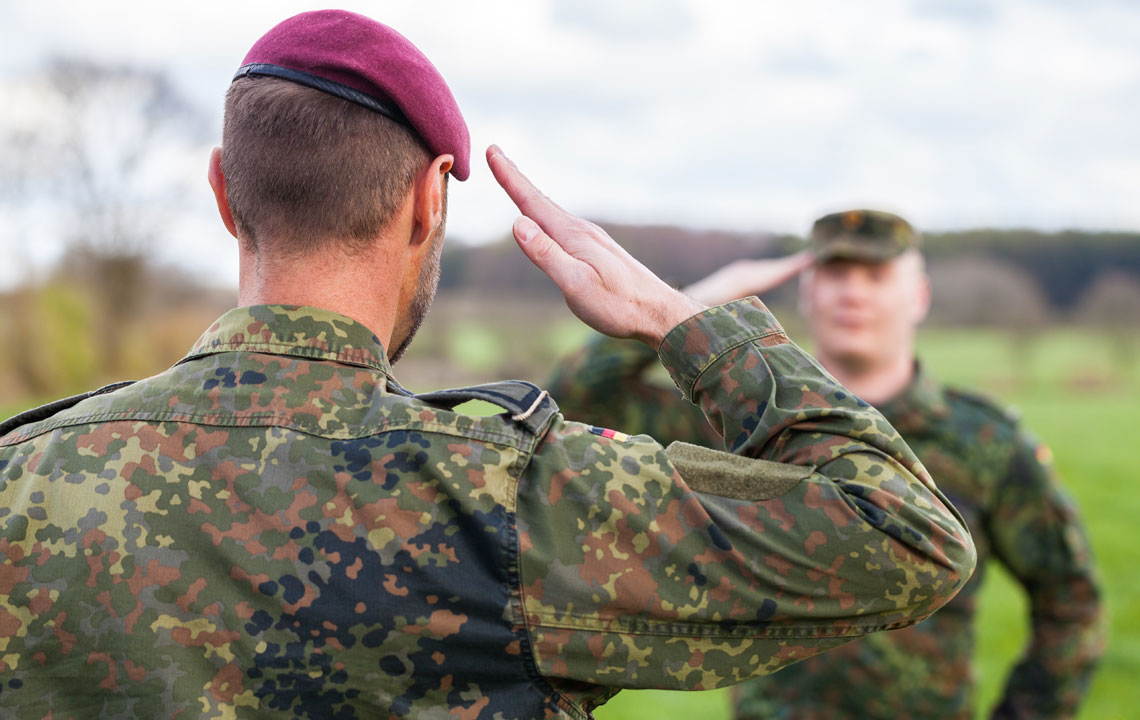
[{"xmin": 2, "ymin": 320, "xmax": 1136, "ymax": 719}]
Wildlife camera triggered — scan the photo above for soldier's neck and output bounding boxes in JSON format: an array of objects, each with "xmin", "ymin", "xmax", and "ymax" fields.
[
  {"xmin": 819, "ymin": 351, "xmax": 915, "ymax": 407},
  {"xmin": 236, "ymin": 242, "xmax": 403, "ymax": 356}
]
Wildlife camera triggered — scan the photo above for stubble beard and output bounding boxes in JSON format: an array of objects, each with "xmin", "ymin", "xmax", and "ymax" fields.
[{"xmin": 388, "ymin": 229, "xmax": 443, "ymax": 365}]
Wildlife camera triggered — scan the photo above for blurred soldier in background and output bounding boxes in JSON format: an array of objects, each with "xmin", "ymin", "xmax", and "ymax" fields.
[
  {"xmin": 0, "ymin": 12, "xmax": 976, "ymax": 720},
  {"xmin": 550, "ymin": 209, "xmax": 1104, "ymax": 719}
]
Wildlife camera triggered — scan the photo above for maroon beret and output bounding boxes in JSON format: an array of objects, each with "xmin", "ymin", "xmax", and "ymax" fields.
[{"xmin": 235, "ymin": 9, "xmax": 470, "ymax": 181}]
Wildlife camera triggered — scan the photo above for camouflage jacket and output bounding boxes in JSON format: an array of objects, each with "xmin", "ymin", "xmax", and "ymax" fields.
[
  {"xmin": 0, "ymin": 300, "xmax": 974, "ymax": 719},
  {"xmin": 548, "ymin": 334, "xmax": 1103, "ymax": 720}
]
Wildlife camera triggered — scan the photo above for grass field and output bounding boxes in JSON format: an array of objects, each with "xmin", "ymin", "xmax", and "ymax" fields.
[{"xmin": 2, "ymin": 319, "xmax": 1137, "ymax": 719}]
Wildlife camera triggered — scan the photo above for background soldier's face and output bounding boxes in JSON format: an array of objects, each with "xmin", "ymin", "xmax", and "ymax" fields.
[{"xmin": 802, "ymin": 252, "xmax": 930, "ymax": 371}]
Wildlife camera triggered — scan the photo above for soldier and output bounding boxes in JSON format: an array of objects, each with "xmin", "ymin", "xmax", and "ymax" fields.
[
  {"xmin": 0, "ymin": 12, "xmax": 974, "ymax": 720},
  {"xmin": 549, "ymin": 209, "xmax": 1104, "ymax": 719}
]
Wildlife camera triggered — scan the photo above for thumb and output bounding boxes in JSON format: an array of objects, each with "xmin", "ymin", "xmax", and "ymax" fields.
[{"xmin": 513, "ymin": 215, "xmax": 576, "ymax": 290}]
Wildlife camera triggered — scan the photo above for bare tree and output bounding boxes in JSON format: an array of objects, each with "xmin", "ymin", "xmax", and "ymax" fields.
[
  {"xmin": 928, "ymin": 255, "xmax": 1052, "ymax": 386},
  {"xmin": 1073, "ymin": 272, "xmax": 1140, "ymax": 377},
  {"xmin": 1, "ymin": 58, "xmax": 209, "ymax": 376}
]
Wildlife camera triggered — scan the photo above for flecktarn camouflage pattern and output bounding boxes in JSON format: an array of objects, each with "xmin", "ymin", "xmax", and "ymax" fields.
[
  {"xmin": 810, "ymin": 209, "xmax": 920, "ymax": 263},
  {"xmin": 548, "ymin": 335, "xmax": 1102, "ymax": 720},
  {"xmin": 1, "ymin": 300, "xmax": 974, "ymax": 718}
]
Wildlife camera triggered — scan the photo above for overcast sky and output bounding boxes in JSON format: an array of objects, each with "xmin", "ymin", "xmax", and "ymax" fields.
[{"xmin": 2, "ymin": 0, "xmax": 1139, "ymax": 288}]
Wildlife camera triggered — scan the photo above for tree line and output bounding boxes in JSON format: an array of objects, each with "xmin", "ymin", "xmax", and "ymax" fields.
[{"xmin": 439, "ymin": 223, "xmax": 1140, "ymax": 322}]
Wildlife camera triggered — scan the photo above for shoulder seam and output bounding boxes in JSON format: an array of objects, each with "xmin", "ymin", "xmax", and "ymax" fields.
[
  {"xmin": 0, "ymin": 380, "xmax": 135, "ymax": 442},
  {"xmin": 944, "ymin": 386, "xmax": 1019, "ymax": 424},
  {"xmin": 0, "ymin": 409, "xmax": 528, "ymax": 450}
]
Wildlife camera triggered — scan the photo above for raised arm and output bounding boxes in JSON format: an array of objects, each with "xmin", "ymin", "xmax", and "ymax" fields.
[
  {"xmin": 486, "ymin": 145, "xmax": 705, "ymax": 348},
  {"xmin": 547, "ymin": 254, "xmax": 812, "ymax": 447},
  {"xmin": 487, "ymin": 147, "xmax": 976, "ymax": 695}
]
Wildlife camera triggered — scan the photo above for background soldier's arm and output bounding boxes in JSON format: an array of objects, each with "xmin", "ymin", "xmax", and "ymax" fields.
[
  {"xmin": 546, "ymin": 333, "xmax": 719, "ymax": 447},
  {"xmin": 988, "ymin": 434, "xmax": 1105, "ymax": 720},
  {"xmin": 517, "ymin": 298, "xmax": 977, "ymax": 693}
]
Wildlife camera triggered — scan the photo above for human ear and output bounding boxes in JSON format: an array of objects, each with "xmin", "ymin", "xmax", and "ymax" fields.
[
  {"xmin": 208, "ymin": 147, "xmax": 238, "ymax": 239},
  {"xmin": 797, "ymin": 268, "xmax": 814, "ymax": 317},
  {"xmin": 410, "ymin": 154, "xmax": 454, "ymax": 246},
  {"xmin": 913, "ymin": 272, "xmax": 932, "ymax": 323}
]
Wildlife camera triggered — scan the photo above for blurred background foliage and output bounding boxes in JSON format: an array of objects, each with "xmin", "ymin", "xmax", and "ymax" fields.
[
  {"xmin": 4, "ymin": 224, "xmax": 1139, "ymax": 402},
  {"xmin": 3, "ymin": 58, "xmax": 1138, "ymax": 405}
]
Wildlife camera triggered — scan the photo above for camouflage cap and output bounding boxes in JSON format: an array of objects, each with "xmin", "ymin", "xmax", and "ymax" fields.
[{"xmin": 810, "ymin": 209, "xmax": 921, "ymax": 263}]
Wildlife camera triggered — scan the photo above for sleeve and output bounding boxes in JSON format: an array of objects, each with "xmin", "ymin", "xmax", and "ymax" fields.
[
  {"xmin": 546, "ymin": 333, "xmax": 721, "ymax": 447},
  {"xmin": 987, "ymin": 431, "xmax": 1106, "ymax": 720},
  {"xmin": 515, "ymin": 298, "xmax": 977, "ymax": 691}
]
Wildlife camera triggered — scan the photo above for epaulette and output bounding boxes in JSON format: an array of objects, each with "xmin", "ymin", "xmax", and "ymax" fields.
[
  {"xmin": 0, "ymin": 380, "xmax": 136, "ymax": 440},
  {"xmin": 944, "ymin": 385, "xmax": 1021, "ymax": 425},
  {"xmin": 413, "ymin": 380, "xmax": 560, "ymax": 436}
]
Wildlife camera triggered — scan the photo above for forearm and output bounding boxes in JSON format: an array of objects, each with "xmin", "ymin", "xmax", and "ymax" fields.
[
  {"xmin": 520, "ymin": 299, "xmax": 976, "ymax": 690},
  {"xmin": 662, "ymin": 298, "xmax": 921, "ymax": 466},
  {"xmin": 661, "ymin": 298, "xmax": 974, "ymax": 584},
  {"xmin": 992, "ymin": 576, "xmax": 1105, "ymax": 719},
  {"xmin": 989, "ymin": 434, "xmax": 1104, "ymax": 718},
  {"xmin": 678, "ymin": 300, "xmax": 970, "ymax": 605}
]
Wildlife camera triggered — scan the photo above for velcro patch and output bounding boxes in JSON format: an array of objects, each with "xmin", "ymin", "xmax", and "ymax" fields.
[{"xmin": 665, "ymin": 441, "xmax": 812, "ymax": 501}]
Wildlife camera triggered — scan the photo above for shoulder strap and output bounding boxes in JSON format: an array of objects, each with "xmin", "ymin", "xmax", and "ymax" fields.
[
  {"xmin": 415, "ymin": 380, "xmax": 560, "ymax": 436},
  {"xmin": 1, "ymin": 377, "xmax": 561, "ymax": 440},
  {"xmin": 0, "ymin": 380, "xmax": 135, "ymax": 439},
  {"xmin": 945, "ymin": 385, "xmax": 1021, "ymax": 425}
]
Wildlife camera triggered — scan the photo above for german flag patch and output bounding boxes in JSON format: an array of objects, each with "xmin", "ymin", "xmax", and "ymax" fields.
[{"xmin": 588, "ymin": 425, "xmax": 631, "ymax": 442}]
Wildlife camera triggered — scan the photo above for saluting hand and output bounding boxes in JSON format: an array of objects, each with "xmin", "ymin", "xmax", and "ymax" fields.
[
  {"xmin": 487, "ymin": 145, "xmax": 706, "ymax": 348},
  {"xmin": 681, "ymin": 251, "xmax": 814, "ymax": 308}
]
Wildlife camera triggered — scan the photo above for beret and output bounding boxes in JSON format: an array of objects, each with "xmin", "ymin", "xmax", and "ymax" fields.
[
  {"xmin": 235, "ymin": 9, "xmax": 470, "ymax": 181},
  {"xmin": 810, "ymin": 209, "xmax": 921, "ymax": 263}
]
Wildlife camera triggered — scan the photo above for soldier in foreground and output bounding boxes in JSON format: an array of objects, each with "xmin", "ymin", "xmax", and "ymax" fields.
[
  {"xmin": 0, "ymin": 12, "xmax": 974, "ymax": 719},
  {"xmin": 550, "ymin": 210, "xmax": 1103, "ymax": 719}
]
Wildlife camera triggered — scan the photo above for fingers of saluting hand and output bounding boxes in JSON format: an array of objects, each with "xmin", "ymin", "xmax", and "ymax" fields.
[
  {"xmin": 486, "ymin": 145, "xmax": 603, "ymax": 292},
  {"xmin": 740, "ymin": 250, "xmax": 816, "ymax": 292},
  {"xmin": 771, "ymin": 250, "xmax": 815, "ymax": 282},
  {"xmin": 509, "ymin": 215, "xmax": 583, "ymax": 292},
  {"xmin": 683, "ymin": 249, "xmax": 816, "ymax": 306},
  {"xmin": 738, "ymin": 250, "xmax": 815, "ymax": 298},
  {"xmin": 783, "ymin": 249, "xmax": 816, "ymax": 270},
  {"xmin": 484, "ymin": 145, "xmax": 702, "ymax": 345},
  {"xmin": 486, "ymin": 145, "xmax": 575, "ymax": 237}
]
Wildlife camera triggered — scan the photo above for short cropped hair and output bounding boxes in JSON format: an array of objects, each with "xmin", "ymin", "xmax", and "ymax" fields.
[{"xmin": 222, "ymin": 77, "xmax": 432, "ymax": 256}]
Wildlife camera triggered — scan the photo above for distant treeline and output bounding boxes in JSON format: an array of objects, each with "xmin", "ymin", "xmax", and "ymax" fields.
[
  {"xmin": 440, "ymin": 225, "xmax": 1140, "ymax": 318},
  {"xmin": 440, "ymin": 223, "xmax": 783, "ymax": 300},
  {"xmin": 3, "ymin": 226, "xmax": 1137, "ymax": 403},
  {"xmin": 922, "ymin": 230, "xmax": 1140, "ymax": 311}
]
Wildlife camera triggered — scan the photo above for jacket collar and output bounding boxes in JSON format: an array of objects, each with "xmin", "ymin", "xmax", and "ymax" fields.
[
  {"xmin": 181, "ymin": 304, "xmax": 393, "ymax": 377},
  {"xmin": 874, "ymin": 360, "xmax": 949, "ymax": 432}
]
